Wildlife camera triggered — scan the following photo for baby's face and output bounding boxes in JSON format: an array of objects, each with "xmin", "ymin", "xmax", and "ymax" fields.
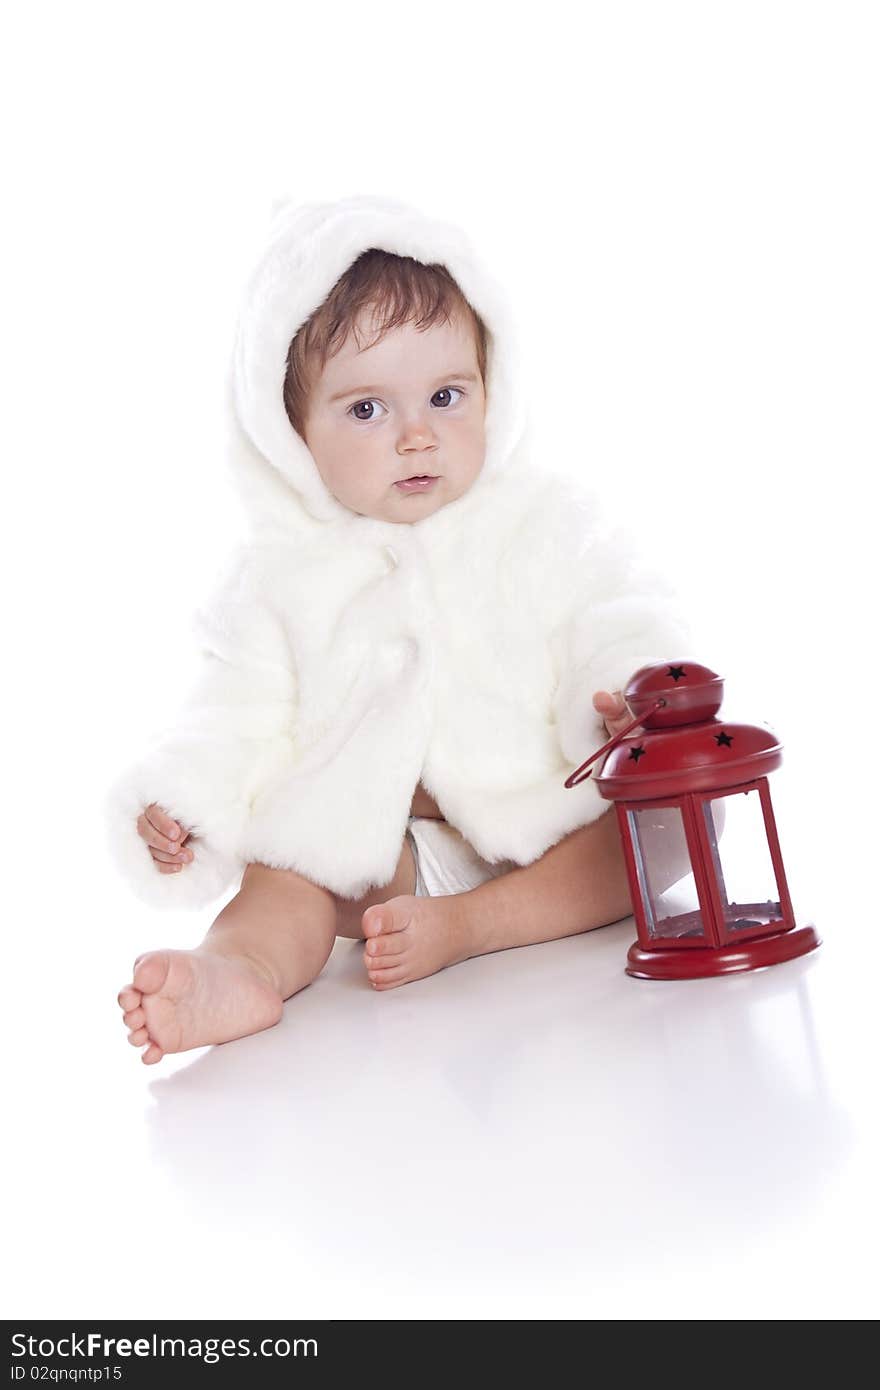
[{"xmin": 302, "ymin": 311, "xmax": 487, "ymax": 523}]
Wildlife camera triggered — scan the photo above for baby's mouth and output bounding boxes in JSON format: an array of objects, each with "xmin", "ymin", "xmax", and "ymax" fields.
[{"xmin": 394, "ymin": 474, "xmax": 439, "ymax": 490}]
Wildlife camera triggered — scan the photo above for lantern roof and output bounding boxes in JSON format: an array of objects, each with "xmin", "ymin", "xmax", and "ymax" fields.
[{"xmin": 593, "ymin": 661, "xmax": 783, "ymax": 800}]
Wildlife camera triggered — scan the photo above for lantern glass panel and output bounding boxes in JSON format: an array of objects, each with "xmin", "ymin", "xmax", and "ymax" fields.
[
  {"xmin": 701, "ymin": 791, "xmax": 783, "ymax": 934},
  {"xmin": 626, "ymin": 804, "xmax": 705, "ymax": 940}
]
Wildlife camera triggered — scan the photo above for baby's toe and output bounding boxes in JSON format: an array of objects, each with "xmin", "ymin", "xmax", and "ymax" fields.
[
  {"xmin": 117, "ymin": 987, "xmax": 140, "ymax": 1012},
  {"xmin": 141, "ymin": 1042, "xmax": 164, "ymax": 1065},
  {"xmin": 362, "ymin": 904, "xmax": 396, "ymax": 939},
  {"xmin": 365, "ymin": 933, "xmax": 405, "ymax": 959},
  {"xmin": 132, "ymin": 951, "xmax": 172, "ymax": 997},
  {"xmin": 370, "ymin": 964, "xmax": 408, "ymax": 990},
  {"xmin": 123, "ymin": 1007, "xmax": 145, "ymax": 1031},
  {"xmin": 128, "ymin": 1026, "xmax": 150, "ymax": 1047}
]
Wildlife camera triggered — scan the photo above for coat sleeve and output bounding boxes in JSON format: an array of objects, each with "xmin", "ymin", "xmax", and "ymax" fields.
[
  {"xmin": 104, "ymin": 548, "xmax": 298, "ymax": 910},
  {"xmin": 547, "ymin": 486, "xmax": 697, "ymax": 768}
]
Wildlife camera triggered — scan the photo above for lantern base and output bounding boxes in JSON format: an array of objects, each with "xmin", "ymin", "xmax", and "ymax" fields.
[{"xmin": 625, "ymin": 924, "xmax": 821, "ymax": 980}]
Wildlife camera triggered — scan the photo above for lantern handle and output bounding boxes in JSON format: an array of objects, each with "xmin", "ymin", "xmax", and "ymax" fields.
[{"xmin": 564, "ymin": 697, "xmax": 667, "ymax": 788}]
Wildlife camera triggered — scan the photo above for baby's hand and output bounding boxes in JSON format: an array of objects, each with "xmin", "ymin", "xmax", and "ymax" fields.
[
  {"xmin": 592, "ymin": 690, "xmax": 643, "ymax": 740},
  {"xmin": 137, "ymin": 802, "xmax": 194, "ymax": 874}
]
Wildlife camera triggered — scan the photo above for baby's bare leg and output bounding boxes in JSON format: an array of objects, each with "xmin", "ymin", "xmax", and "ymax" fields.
[
  {"xmin": 118, "ymin": 863, "xmax": 338, "ymax": 1065},
  {"xmin": 463, "ymin": 804, "xmax": 694, "ymax": 953},
  {"xmin": 201, "ymin": 862, "xmax": 338, "ymax": 996},
  {"xmin": 458, "ymin": 807, "xmax": 636, "ymax": 954},
  {"xmin": 362, "ymin": 808, "xmax": 693, "ymax": 989}
]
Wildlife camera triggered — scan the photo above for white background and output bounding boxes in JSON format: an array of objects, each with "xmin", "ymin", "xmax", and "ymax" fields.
[{"xmin": 2, "ymin": 0, "xmax": 877, "ymax": 1322}]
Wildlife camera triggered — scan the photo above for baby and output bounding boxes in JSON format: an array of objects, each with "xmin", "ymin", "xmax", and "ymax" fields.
[{"xmin": 111, "ymin": 194, "xmax": 694, "ymax": 1064}]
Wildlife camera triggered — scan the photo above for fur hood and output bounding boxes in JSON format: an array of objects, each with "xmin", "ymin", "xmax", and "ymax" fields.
[
  {"xmin": 226, "ymin": 192, "xmax": 528, "ymax": 532},
  {"xmin": 105, "ymin": 193, "xmax": 694, "ymax": 907}
]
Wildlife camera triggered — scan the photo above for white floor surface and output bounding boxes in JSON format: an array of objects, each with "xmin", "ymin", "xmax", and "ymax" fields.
[{"xmin": 6, "ymin": 779, "xmax": 878, "ymax": 1321}]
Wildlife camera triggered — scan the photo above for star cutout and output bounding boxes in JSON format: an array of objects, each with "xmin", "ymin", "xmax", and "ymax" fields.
[
  {"xmin": 667, "ymin": 665, "xmax": 687, "ymax": 681},
  {"xmin": 628, "ymin": 745, "xmax": 646, "ymax": 762},
  {"xmin": 715, "ymin": 731, "xmax": 733, "ymax": 747}
]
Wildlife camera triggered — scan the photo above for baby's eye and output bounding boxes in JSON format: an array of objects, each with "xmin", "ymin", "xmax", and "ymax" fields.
[
  {"xmin": 349, "ymin": 398, "xmax": 387, "ymax": 422},
  {"xmin": 347, "ymin": 387, "xmax": 464, "ymax": 422},
  {"xmin": 431, "ymin": 387, "xmax": 463, "ymax": 408}
]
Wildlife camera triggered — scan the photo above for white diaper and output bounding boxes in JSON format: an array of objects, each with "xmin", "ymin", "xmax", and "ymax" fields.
[{"xmin": 405, "ymin": 815, "xmax": 517, "ymax": 897}]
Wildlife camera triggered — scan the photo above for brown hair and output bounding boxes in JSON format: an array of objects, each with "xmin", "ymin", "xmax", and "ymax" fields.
[{"xmin": 282, "ymin": 248, "xmax": 488, "ymax": 438}]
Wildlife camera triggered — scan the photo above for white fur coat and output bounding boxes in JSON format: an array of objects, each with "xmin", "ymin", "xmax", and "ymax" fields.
[{"xmin": 105, "ymin": 193, "xmax": 694, "ymax": 908}]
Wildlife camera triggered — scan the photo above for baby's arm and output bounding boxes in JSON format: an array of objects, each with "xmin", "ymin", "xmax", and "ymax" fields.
[
  {"xmin": 105, "ymin": 548, "xmax": 298, "ymax": 909},
  {"xmin": 549, "ymin": 499, "xmax": 695, "ymax": 767}
]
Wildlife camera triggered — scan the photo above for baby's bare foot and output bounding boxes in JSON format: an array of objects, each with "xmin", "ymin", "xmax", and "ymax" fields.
[
  {"xmin": 361, "ymin": 893, "xmax": 472, "ymax": 990},
  {"xmin": 117, "ymin": 949, "xmax": 283, "ymax": 1065}
]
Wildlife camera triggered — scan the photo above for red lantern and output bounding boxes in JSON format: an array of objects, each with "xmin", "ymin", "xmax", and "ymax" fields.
[{"xmin": 564, "ymin": 662, "xmax": 820, "ymax": 980}]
